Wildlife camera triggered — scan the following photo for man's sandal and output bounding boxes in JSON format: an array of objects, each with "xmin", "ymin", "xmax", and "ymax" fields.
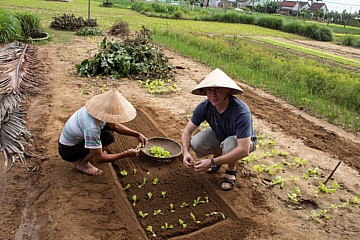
[
  {"xmin": 206, "ymin": 165, "xmax": 221, "ymax": 174},
  {"xmin": 220, "ymin": 169, "xmax": 237, "ymax": 191}
]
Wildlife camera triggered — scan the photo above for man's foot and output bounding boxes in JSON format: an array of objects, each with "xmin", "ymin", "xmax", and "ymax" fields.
[
  {"xmin": 220, "ymin": 169, "xmax": 237, "ymax": 191},
  {"xmin": 75, "ymin": 162, "xmax": 103, "ymax": 176},
  {"xmin": 206, "ymin": 165, "xmax": 221, "ymax": 174}
]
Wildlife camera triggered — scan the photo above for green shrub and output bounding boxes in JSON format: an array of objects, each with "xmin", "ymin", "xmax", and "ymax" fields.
[
  {"xmin": 282, "ymin": 21, "xmax": 305, "ymax": 34},
  {"xmin": 201, "ymin": 13, "xmax": 255, "ymax": 24},
  {"xmin": 76, "ymin": 27, "xmax": 102, "ymax": 36},
  {"xmin": 303, "ymin": 24, "xmax": 333, "ymax": 41},
  {"xmin": 16, "ymin": 11, "xmax": 42, "ymax": 39},
  {"xmin": 0, "ymin": 9, "xmax": 22, "ymax": 43},
  {"xmin": 340, "ymin": 35, "xmax": 360, "ymax": 47},
  {"xmin": 255, "ymin": 16, "xmax": 284, "ymax": 30},
  {"xmin": 312, "ymin": 26, "xmax": 333, "ymax": 41}
]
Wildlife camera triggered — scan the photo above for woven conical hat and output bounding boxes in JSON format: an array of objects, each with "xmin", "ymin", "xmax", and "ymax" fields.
[
  {"xmin": 191, "ymin": 68, "xmax": 243, "ymax": 96},
  {"xmin": 85, "ymin": 89, "xmax": 136, "ymax": 123}
]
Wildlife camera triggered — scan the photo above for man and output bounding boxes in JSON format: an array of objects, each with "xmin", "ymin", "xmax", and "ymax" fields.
[
  {"xmin": 181, "ymin": 68, "xmax": 257, "ymax": 191},
  {"xmin": 58, "ymin": 88, "xmax": 148, "ymax": 176}
]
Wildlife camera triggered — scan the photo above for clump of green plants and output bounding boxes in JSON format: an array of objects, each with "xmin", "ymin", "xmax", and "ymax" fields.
[
  {"xmin": 340, "ymin": 34, "xmax": 360, "ymax": 47},
  {"xmin": 0, "ymin": 9, "xmax": 44, "ymax": 43},
  {"xmin": 76, "ymin": 29, "xmax": 174, "ymax": 80},
  {"xmin": 76, "ymin": 27, "xmax": 102, "ymax": 36},
  {"xmin": 149, "ymin": 146, "xmax": 171, "ymax": 158}
]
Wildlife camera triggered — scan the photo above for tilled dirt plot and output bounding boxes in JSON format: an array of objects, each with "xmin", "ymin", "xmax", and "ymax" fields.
[{"xmin": 0, "ymin": 36, "xmax": 360, "ymax": 240}]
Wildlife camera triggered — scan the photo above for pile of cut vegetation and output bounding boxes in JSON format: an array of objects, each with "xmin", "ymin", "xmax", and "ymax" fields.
[{"xmin": 76, "ymin": 26, "xmax": 174, "ymax": 81}]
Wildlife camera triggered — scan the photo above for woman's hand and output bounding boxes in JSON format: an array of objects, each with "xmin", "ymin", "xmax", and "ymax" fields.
[{"xmin": 126, "ymin": 148, "xmax": 140, "ymax": 157}]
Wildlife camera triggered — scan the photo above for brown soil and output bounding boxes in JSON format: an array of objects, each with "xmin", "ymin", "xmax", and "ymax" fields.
[{"xmin": 1, "ymin": 35, "xmax": 360, "ymax": 240}]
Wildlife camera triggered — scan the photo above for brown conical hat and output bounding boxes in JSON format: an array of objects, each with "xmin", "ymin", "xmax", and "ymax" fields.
[
  {"xmin": 85, "ymin": 88, "xmax": 136, "ymax": 123},
  {"xmin": 191, "ymin": 68, "xmax": 244, "ymax": 96}
]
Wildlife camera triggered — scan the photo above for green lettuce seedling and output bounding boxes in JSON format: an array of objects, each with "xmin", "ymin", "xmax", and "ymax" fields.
[
  {"xmin": 148, "ymin": 192, "xmax": 153, "ymax": 199},
  {"xmin": 179, "ymin": 219, "xmax": 187, "ymax": 228},
  {"xmin": 146, "ymin": 226, "xmax": 156, "ymax": 237},
  {"xmin": 139, "ymin": 211, "xmax": 148, "ymax": 218},
  {"xmin": 161, "ymin": 222, "xmax": 173, "ymax": 230}
]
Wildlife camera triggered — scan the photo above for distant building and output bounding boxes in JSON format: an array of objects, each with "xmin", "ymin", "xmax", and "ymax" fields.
[
  {"xmin": 278, "ymin": 1, "xmax": 299, "ymax": 16},
  {"xmin": 308, "ymin": 2, "xmax": 328, "ymax": 15}
]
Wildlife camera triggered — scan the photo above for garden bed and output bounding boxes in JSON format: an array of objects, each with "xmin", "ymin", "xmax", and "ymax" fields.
[{"xmin": 109, "ymin": 109, "xmax": 236, "ymax": 239}]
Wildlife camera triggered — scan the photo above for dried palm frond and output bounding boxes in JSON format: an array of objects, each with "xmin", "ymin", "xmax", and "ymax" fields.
[
  {"xmin": 0, "ymin": 109, "xmax": 33, "ymax": 172},
  {"xmin": 0, "ymin": 41, "xmax": 44, "ymax": 95},
  {"xmin": 0, "ymin": 41, "xmax": 44, "ymax": 171}
]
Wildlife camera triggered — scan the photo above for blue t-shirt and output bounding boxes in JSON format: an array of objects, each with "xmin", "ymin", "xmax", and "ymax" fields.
[{"xmin": 191, "ymin": 96, "xmax": 257, "ymax": 142}]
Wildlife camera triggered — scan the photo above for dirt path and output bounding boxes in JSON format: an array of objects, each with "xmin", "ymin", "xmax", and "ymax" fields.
[{"xmin": 1, "ymin": 36, "xmax": 360, "ymax": 240}]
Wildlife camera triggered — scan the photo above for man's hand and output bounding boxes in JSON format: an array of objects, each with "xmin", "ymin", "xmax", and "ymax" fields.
[
  {"xmin": 183, "ymin": 152, "xmax": 195, "ymax": 168},
  {"xmin": 194, "ymin": 158, "xmax": 211, "ymax": 172}
]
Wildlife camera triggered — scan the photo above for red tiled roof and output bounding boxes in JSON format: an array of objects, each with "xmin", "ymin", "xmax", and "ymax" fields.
[
  {"xmin": 309, "ymin": 2, "xmax": 326, "ymax": 10},
  {"xmin": 280, "ymin": 1, "xmax": 297, "ymax": 7},
  {"xmin": 298, "ymin": 2, "xmax": 308, "ymax": 8}
]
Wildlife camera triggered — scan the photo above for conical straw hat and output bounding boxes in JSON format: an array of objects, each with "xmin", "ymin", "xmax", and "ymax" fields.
[
  {"xmin": 85, "ymin": 88, "xmax": 137, "ymax": 123},
  {"xmin": 191, "ymin": 68, "xmax": 244, "ymax": 96}
]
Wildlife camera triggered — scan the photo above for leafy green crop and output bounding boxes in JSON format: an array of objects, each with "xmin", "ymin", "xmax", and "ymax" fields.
[{"xmin": 149, "ymin": 146, "xmax": 170, "ymax": 158}]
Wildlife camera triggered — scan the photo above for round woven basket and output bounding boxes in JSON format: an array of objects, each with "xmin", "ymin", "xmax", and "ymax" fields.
[{"xmin": 141, "ymin": 137, "xmax": 182, "ymax": 162}]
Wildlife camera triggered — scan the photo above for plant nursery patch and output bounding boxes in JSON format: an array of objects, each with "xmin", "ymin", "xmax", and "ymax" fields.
[{"xmin": 109, "ymin": 109, "xmax": 235, "ymax": 239}]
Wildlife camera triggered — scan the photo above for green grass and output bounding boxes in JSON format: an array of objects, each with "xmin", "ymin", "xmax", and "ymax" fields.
[{"xmin": 256, "ymin": 37, "xmax": 360, "ymax": 67}]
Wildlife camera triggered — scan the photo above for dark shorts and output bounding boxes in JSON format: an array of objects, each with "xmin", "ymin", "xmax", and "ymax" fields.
[{"xmin": 58, "ymin": 126, "xmax": 115, "ymax": 162}]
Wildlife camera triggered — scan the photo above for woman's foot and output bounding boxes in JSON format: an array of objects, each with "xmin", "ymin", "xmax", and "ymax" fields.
[{"xmin": 75, "ymin": 162, "xmax": 103, "ymax": 176}]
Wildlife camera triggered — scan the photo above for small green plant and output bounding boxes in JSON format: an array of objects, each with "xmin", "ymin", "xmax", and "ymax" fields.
[
  {"xmin": 179, "ymin": 219, "xmax": 187, "ymax": 228},
  {"xmin": 193, "ymin": 197, "xmax": 205, "ymax": 206},
  {"xmin": 120, "ymin": 170, "xmax": 128, "ymax": 176},
  {"xmin": 123, "ymin": 183, "xmax": 131, "ymax": 190},
  {"xmin": 349, "ymin": 196, "xmax": 360, "ymax": 204},
  {"xmin": 318, "ymin": 181, "xmax": 339, "ymax": 194},
  {"xmin": 287, "ymin": 193, "xmax": 299, "ymax": 205},
  {"xmin": 139, "ymin": 211, "xmax": 148, "ymax": 218},
  {"xmin": 133, "ymin": 168, "xmax": 137, "ymax": 175},
  {"xmin": 303, "ymin": 167, "xmax": 321, "ymax": 180},
  {"xmin": 153, "ymin": 178, "xmax": 159, "ymax": 184},
  {"xmin": 308, "ymin": 210, "xmax": 321, "ymax": 223},
  {"xmin": 161, "ymin": 191, "xmax": 167, "ymax": 198},
  {"xmin": 146, "ymin": 226, "xmax": 156, "ymax": 237},
  {"xmin": 205, "ymin": 212, "xmax": 226, "ymax": 219},
  {"xmin": 138, "ymin": 177, "xmax": 147, "ymax": 188},
  {"xmin": 132, "ymin": 195, "xmax": 137, "ymax": 206},
  {"xmin": 190, "ymin": 212, "xmax": 200, "ymax": 223},
  {"xmin": 161, "ymin": 222, "xmax": 174, "ymax": 230},
  {"xmin": 169, "ymin": 203, "xmax": 175, "ymax": 213},
  {"xmin": 154, "ymin": 209, "xmax": 163, "ymax": 216},
  {"xmin": 180, "ymin": 202, "xmax": 189, "ymax": 208},
  {"xmin": 148, "ymin": 192, "xmax": 153, "ymax": 199}
]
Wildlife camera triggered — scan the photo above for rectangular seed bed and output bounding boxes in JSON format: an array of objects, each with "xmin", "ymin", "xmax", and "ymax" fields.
[{"xmin": 109, "ymin": 109, "xmax": 235, "ymax": 239}]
